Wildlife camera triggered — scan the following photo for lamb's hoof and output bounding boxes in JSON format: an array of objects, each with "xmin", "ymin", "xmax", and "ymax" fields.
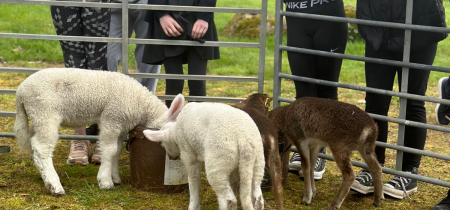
[
  {"xmin": 326, "ymin": 205, "xmax": 339, "ymax": 210},
  {"xmin": 98, "ymin": 181, "xmax": 115, "ymax": 190},
  {"xmin": 253, "ymin": 196, "xmax": 263, "ymax": 210},
  {"xmin": 188, "ymin": 202, "xmax": 200, "ymax": 210},
  {"xmin": 373, "ymin": 200, "xmax": 383, "ymax": 207},
  {"xmin": 46, "ymin": 183, "xmax": 65, "ymax": 197},
  {"xmin": 50, "ymin": 186, "xmax": 66, "ymax": 197},
  {"xmin": 112, "ymin": 177, "xmax": 121, "ymax": 185},
  {"xmin": 301, "ymin": 197, "xmax": 311, "ymax": 206}
]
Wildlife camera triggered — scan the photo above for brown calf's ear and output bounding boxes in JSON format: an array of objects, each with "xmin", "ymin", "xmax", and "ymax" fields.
[{"xmin": 265, "ymin": 97, "xmax": 273, "ymax": 110}]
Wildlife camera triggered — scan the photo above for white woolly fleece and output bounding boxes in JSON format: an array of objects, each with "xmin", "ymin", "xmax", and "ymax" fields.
[
  {"xmin": 13, "ymin": 68, "xmax": 172, "ymax": 196},
  {"xmin": 154, "ymin": 102, "xmax": 266, "ymax": 210}
]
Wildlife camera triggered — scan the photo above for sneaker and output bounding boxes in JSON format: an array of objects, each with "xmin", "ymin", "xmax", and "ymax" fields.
[
  {"xmin": 297, "ymin": 156, "xmax": 326, "ymax": 180},
  {"xmin": 289, "ymin": 152, "xmax": 302, "ymax": 171},
  {"xmin": 290, "ymin": 151, "xmax": 326, "ymax": 180},
  {"xmin": 436, "ymin": 77, "xmax": 450, "ymax": 125},
  {"xmin": 91, "ymin": 144, "xmax": 102, "ymax": 165},
  {"xmin": 432, "ymin": 190, "xmax": 450, "ymax": 210},
  {"xmin": 67, "ymin": 140, "xmax": 90, "ymax": 166},
  {"xmin": 383, "ymin": 167, "xmax": 418, "ymax": 199},
  {"xmin": 351, "ymin": 170, "xmax": 374, "ymax": 194}
]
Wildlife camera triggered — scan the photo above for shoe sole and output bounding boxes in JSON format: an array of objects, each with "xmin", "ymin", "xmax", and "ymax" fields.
[
  {"xmin": 350, "ymin": 180, "xmax": 374, "ymax": 194},
  {"xmin": 383, "ymin": 186, "xmax": 417, "ymax": 199},
  {"xmin": 436, "ymin": 77, "xmax": 448, "ymax": 125},
  {"xmin": 66, "ymin": 160, "xmax": 88, "ymax": 166}
]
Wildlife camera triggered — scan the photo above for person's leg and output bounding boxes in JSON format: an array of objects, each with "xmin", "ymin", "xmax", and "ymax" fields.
[
  {"xmin": 285, "ymin": 17, "xmax": 318, "ymax": 99},
  {"xmin": 186, "ymin": 48, "xmax": 207, "ymax": 98},
  {"xmin": 51, "ymin": 6, "xmax": 87, "ymax": 69},
  {"xmin": 364, "ymin": 43, "xmax": 400, "ymax": 165},
  {"xmin": 382, "ymin": 44, "xmax": 437, "ymax": 200},
  {"xmin": 163, "ymin": 55, "xmax": 184, "ymax": 107},
  {"xmin": 51, "ymin": 6, "xmax": 92, "ymax": 165},
  {"xmin": 106, "ymin": 7, "xmax": 123, "ymax": 73},
  {"xmin": 400, "ymin": 43, "xmax": 437, "ymax": 171},
  {"xmin": 351, "ymin": 43, "xmax": 399, "ymax": 194},
  {"xmin": 134, "ymin": 0, "xmax": 161, "ymax": 93},
  {"xmin": 81, "ymin": 4, "xmax": 110, "ymax": 70},
  {"xmin": 312, "ymin": 8, "xmax": 347, "ymax": 100}
]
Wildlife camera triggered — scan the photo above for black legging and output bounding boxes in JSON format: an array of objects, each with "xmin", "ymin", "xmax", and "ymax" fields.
[
  {"xmin": 365, "ymin": 42, "xmax": 438, "ymax": 172},
  {"xmin": 163, "ymin": 47, "xmax": 207, "ymax": 107},
  {"xmin": 51, "ymin": 4, "xmax": 111, "ymax": 70},
  {"xmin": 285, "ymin": 0, "xmax": 347, "ymax": 100}
]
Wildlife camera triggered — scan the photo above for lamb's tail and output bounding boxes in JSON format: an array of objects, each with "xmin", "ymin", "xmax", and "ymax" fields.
[
  {"xmin": 14, "ymin": 96, "xmax": 32, "ymax": 152},
  {"xmin": 238, "ymin": 137, "xmax": 265, "ymax": 210}
]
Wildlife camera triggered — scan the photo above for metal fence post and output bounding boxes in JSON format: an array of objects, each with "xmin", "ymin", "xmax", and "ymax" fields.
[
  {"xmin": 396, "ymin": 0, "xmax": 414, "ymax": 171},
  {"xmin": 273, "ymin": 0, "xmax": 283, "ymax": 108},
  {"xmin": 121, "ymin": 0, "xmax": 129, "ymax": 74},
  {"xmin": 258, "ymin": 0, "xmax": 268, "ymax": 93}
]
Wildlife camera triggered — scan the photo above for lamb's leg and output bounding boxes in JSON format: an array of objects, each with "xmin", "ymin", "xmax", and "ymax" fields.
[
  {"xmin": 230, "ymin": 170, "xmax": 239, "ymax": 197},
  {"xmin": 111, "ymin": 135, "xmax": 124, "ymax": 185},
  {"xmin": 251, "ymin": 152, "xmax": 265, "ymax": 210},
  {"xmin": 182, "ymin": 156, "xmax": 202, "ymax": 210},
  {"xmin": 308, "ymin": 145, "xmax": 321, "ymax": 199},
  {"xmin": 31, "ymin": 122, "xmax": 65, "ymax": 196},
  {"xmin": 296, "ymin": 142, "xmax": 313, "ymax": 205},
  {"xmin": 205, "ymin": 161, "xmax": 237, "ymax": 210},
  {"xmin": 328, "ymin": 148, "xmax": 354, "ymax": 210},
  {"xmin": 359, "ymin": 148, "xmax": 384, "ymax": 206},
  {"xmin": 268, "ymin": 137, "xmax": 284, "ymax": 210},
  {"xmin": 97, "ymin": 128, "xmax": 121, "ymax": 190}
]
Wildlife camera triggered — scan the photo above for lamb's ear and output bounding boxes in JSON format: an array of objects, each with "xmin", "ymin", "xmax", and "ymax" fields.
[
  {"xmin": 167, "ymin": 94, "xmax": 185, "ymax": 122},
  {"xmin": 143, "ymin": 129, "xmax": 167, "ymax": 142},
  {"xmin": 265, "ymin": 97, "xmax": 273, "ymax": 109}
]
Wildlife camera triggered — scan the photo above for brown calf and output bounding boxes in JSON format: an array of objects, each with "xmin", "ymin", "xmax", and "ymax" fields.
[{"xmin": 247, "ymin": 94, "xmax": 383, "ymax": 210}]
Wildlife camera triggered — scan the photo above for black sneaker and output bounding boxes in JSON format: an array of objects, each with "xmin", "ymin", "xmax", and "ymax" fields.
[
  {"xmin": 383, "ymin": 167, "xmax": 418, "ymax": 199},
  {"xmin": 298, "ymin": 155, "xmax": 326, "ymax": 180},
  {"xmin": 289, "ymin": 152, "xmax": 302, "ymax": 171},
  {"xmin": 436, "ymin": 77, "xmax": 450, "ymax": 125},
  {"xmin": 432, "ymin": 190, "xmax": 450, "ymax": 210},
  {"xmin": 351, "ymin": 170, "xmax": 374, "ymax": 194}
]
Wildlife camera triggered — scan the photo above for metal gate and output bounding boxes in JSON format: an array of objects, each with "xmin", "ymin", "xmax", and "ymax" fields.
[{"xmin": 0, "ymin": 0, "xmax": 269, "ymax": 141}]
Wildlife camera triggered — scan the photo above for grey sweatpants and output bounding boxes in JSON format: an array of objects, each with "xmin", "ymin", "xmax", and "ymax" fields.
[{"xmin": 107, "ymin": 0, "xmax": 161, "ymax": 93}]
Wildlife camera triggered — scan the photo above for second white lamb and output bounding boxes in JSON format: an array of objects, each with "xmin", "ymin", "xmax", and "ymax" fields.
[{"xmin": 143, "ymin": 102, "xmax": 265, "ymax": 210}]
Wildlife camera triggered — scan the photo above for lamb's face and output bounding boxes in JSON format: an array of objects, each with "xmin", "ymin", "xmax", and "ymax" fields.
[{"xmin": 158, "ymin": 122, "xmax": 181, "ymax": 160}]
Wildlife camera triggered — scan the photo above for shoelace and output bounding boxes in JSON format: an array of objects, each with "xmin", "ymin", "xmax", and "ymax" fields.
[
  {"xmin": 355, "ymin": 171, "xmax": 372, "ymax": 183},
  {"xmin": 388, "ymin": 176, "xmax": 412, "ymax": 200},
  {"xmin": 291, "ymin": 153, "xmax": 301, "ymax": 162},
  {"xmin": 72, "ymin": 141, "xmax": 87, "ymax": 152},
  {"xmin": 292, "ymin": 153, "xmax": 323, "ymax": 170},
  {"xmin": 314, "ymin": 158, "xmax": 322, "ymax": 170}
]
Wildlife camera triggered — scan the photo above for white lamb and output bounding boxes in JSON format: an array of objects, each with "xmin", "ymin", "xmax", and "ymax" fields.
[
  {"xmin": 143, "ymin": 102, "xmax": 265, "ymax": 210},
  {"xmin": 14, "ymin": 68, "xmax": 185, "ymax": 196}
]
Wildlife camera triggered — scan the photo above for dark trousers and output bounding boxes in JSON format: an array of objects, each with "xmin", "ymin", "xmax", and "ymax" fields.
[
  {"xmin": 365, "ymin": 42, "xmax": 438, "ymax": 172},
  {"xmin": 51, "ymin": 3, "xmax": 111, "ymax": 70},
  {"xmin": 163, "ymin": 48, "xmax": 207, "ymax": 107},
  {"xmin": 285, "ymin": 2, "xmax": 347, "ymax": 100}
]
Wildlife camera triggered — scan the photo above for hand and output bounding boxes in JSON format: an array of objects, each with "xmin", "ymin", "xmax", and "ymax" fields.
[
  {"xmin": 159, "ymin": 14, "xmax": 184, "ymax": 37},
  {"xmin": 191, "ymin": 19, "xmax": 208, "ymax": 39}
]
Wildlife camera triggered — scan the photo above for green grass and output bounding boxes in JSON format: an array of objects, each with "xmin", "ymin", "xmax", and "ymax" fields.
[{"xmin": 1, "ymin": 0, "xmax": 450, "ymax": 209}]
